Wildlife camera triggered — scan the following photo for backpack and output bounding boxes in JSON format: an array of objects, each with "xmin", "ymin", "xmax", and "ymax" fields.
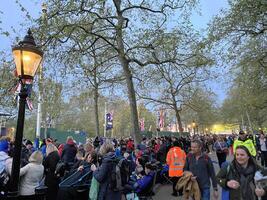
[
  {"xmin": 109, "ymin": 158, "xmax": 130, "ymax": 191},
  {"xmin": 0, "ymin": 158, "xmax": 10, "ymax": 194}
]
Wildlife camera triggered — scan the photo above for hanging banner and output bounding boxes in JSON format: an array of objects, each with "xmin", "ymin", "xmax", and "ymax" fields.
[{"xmin": 106, "ymin": 112, "xmax": 113, "ymax": 130}]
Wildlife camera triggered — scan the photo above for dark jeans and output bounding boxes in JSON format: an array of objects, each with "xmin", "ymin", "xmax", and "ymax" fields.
[
  {"xmin": 216, "ymin": 152, "xmax": 227, "ymax": 168},
  {"xmin": 261, "ymin": 151, "xmax": 267, "ymax": 167},
  {"xmin": 171, "ymin": 177, "xmax": 182, "ymax": 195},
  {"xmin": 201, "ymin": 187, "xmax": 210, "ymax": 200}
]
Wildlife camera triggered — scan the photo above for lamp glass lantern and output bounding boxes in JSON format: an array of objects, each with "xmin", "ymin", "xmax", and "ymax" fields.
[{"xmin": 12, "ymin": 29, "xmax": 43, "ymax": 79}]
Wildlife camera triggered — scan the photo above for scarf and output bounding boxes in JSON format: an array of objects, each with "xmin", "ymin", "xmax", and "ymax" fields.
[{"xmin": 234, "ymin": 161, "xmax": 256, "ymax": 200}]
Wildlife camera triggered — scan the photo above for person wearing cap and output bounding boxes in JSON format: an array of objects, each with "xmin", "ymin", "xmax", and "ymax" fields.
[{"xmin": 233, "ymin": 130, "xmax": 256, "ymax": 157}]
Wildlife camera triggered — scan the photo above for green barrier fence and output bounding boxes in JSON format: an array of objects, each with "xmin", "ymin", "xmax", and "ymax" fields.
[{"xmin": 40, "ymin": 128, "xmax": 87, "ymax": 144}]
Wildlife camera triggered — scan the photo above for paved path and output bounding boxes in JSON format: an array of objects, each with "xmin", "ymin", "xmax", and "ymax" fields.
[{"xmin": 153, "ymin": 152, "xmax": 234, "ymax": 200}]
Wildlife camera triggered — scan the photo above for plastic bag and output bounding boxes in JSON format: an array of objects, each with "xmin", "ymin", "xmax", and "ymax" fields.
[
  {"xmin": 126, "ymin": 192, "xmax": 139, "ymax": 200},
  {"xmin": 89, "ymin": 176, "xmax": 99, "ymax": 200}
]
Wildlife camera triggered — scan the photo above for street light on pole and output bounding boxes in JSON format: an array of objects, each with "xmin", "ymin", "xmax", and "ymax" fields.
[
  {"xmin": 36, "ymin": 3, "xmax": 47, "ymax": 139},
  {"xmin": 9, "ymin": 29, "xmax": 43, "ymax": 198}
]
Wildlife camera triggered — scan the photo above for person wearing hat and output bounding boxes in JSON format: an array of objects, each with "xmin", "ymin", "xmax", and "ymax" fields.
[{"xmin": 233, "ymin": 130, "xmax": 256, "ymax": 157}]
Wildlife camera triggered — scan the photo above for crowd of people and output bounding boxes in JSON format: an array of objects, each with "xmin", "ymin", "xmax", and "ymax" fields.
[{"xmin": 0, "ymin": 130, "xmax": 267, "ymax": 200}]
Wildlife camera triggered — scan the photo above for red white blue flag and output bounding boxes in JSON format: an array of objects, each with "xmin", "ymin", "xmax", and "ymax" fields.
[{"xmin": 139, "ymin": 118, "xmax": 145, "ymax": 131}]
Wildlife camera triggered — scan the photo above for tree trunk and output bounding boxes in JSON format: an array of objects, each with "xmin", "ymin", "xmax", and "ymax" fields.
[
  {"xmin": 93, "ymin": 84, "xmax": 100, "ymax": 136},
  {"xmin": 174, "ymin": 105, "xmax": 183, "ymax": 132},
  {"xmin": 171, "ymin": 93, "xmax": 183, "ymax": 132},
  {"xmin": 114, "ymin": 1, "xmax": 139, "ymax": 144}
]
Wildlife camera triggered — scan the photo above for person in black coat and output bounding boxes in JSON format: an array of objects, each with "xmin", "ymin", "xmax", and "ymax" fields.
[
  {"xmin": 92, "ymin": 142, "xmax": 121, "ymax": 200},
  {"xmin": 43, "ymin": 143, "xmax": 61, "ymax": 200},
  {"xmin": 61, "ymin": 136, "xmax": 77, "ymax": 170}
]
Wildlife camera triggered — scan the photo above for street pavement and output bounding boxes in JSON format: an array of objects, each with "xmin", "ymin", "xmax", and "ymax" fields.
[{"xmin": 153, "ymin": 151, "xmax": 234, "ymax": 200}]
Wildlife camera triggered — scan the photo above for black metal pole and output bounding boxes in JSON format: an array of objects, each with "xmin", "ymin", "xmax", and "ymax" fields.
[{"xmin": 7, "ymin": 83, "xmax": 27, "ymax": 199}]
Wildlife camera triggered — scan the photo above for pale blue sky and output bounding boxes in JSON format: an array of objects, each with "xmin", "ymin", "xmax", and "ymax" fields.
[{"xmin": 0, "ymin": 0, "xmax": 229, "ymax": 103}]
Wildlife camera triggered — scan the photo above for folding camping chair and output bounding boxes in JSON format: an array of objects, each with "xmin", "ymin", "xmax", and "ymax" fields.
[
  {"xmin": 138, "ymin": 170, "xmax": 157, "ymax": 200},
  {"xmin": 58, "ymin": 165, "xmax": 92, "ymax": 200},
  {"xmin": 160, "ymin": 164, "xmax": 173, "ymax": 184}
]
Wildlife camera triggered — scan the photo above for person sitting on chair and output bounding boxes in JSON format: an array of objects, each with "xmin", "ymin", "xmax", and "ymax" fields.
[{"xmin": 125, "ymin": 162, "xmax": 156, "ymax": 196}]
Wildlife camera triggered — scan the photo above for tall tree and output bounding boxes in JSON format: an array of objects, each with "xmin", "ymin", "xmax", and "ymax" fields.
[
  {"xmin": 33, "ymin": 0, "xmax": 197, "ymax": 143},
  {"xmin": 209, "ymin": 0, "xmax": 267, "ymax": 130}
]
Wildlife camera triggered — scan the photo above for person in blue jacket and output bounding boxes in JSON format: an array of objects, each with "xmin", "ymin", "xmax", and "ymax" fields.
[
  {"xmin": 125, "ymin": 162, "xmax": 155, "ymax": 196},
  {"xmin": 134, "ymin": 163, "xmax": 155, "ymax": 195}
]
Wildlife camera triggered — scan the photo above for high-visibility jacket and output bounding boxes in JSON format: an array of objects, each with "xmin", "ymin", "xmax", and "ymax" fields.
[
  {"xmin": 166, "ymin": 146, "xmax": 186, "ymax": 177},
  {"xmin": 233, "ymin": 138, "xmax": 256, "ymax": 157}
]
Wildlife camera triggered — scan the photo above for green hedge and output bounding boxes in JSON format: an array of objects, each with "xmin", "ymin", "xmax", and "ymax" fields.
[{"xmin": 140, "ymin": 131, "xmax": 189, "ymax": 138}]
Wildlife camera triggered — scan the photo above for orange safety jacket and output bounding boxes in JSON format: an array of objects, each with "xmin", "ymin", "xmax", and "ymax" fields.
[{"xmin": 166, "ymin": 146, "xmax": 186, "ymax": 177}]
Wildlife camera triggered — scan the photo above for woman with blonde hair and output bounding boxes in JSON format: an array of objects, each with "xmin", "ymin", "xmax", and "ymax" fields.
[
  {"xmin": 18, "ymin": 151, "xmax": 44, "ymax": 199},
  {"xmin": 46, "ymin": 143, "xmax": 59, "ymax": 156},
  {"xmin": 43, "ymin": 143, "xmax": 60, "ymax": 200}
]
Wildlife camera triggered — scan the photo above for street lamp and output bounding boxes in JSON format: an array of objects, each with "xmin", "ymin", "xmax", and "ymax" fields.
[{"xmin": 9, "ymin": 29, "xmax": 43, "ymax": 198}]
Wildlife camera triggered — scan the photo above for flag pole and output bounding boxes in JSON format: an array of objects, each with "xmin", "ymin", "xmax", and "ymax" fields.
[{"xmin": 104, "ymin": 102, "xmax": 107, "ymax": 138}]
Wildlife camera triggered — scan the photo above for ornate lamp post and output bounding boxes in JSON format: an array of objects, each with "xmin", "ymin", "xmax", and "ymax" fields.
[{"xmin": 8, "ymin": 29, "xmax": 43, "ymax": 198}]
